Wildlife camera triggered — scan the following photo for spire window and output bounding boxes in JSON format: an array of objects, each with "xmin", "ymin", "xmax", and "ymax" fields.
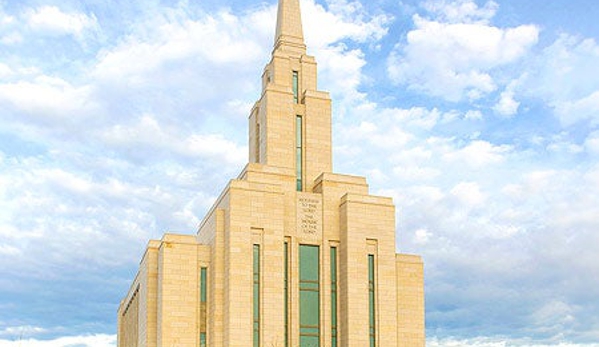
[
  {"xmin": 296, "ymin": 115, "xmax": 303, "ymax": 191},
  {"xmin": 293, "ymin": 71, "xmax": 299, "ymax": 103}
]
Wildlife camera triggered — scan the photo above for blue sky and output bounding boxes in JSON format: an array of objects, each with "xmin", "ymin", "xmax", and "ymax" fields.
[{"xmin": 1, "ymin": 0, "xmax": 599, "ymax": 346}]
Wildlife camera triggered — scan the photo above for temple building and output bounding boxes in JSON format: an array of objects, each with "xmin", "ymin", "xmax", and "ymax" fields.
[{"xmin": 117, "ymin": 0, "xmax": 425, "ymax": 346}]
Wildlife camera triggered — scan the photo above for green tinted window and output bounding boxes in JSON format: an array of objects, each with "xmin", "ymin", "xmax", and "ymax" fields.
[
  {"xmin": 200, "ymin": 267, "xmax": 207, "ymax": 345},
  {"xmin": 253, "ymin": 245, "xmax": 261, "ymax": 347},
  {"xmin": 369, "ymin": 255, "xmax": 376, "ymax": 347},
  {"xmin": 200, "ymin": 267, "xmax": 207, "ymax": 303},
  {"xmin": 296, "ymin": 115, "xmax": 303, "ymax": 191},
  {"xmin": 293, "ymin": 71, "xmax": 299, "ymax": 103},
  {"xmin": 299, "ymin": 245, "xmax": 319, "ymax": 347},
  {"xmin": 331, "ymin": 247, "xmax": 337, "ymax": 347},
  {"xmin": 284, "ymin": 242, "xmax": 289, "ymax": 347}
]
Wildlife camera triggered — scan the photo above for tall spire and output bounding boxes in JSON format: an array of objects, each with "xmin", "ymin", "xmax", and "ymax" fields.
[{"xmin": 274, "ymin": 0, "xmax": 305, "ymax": 51}]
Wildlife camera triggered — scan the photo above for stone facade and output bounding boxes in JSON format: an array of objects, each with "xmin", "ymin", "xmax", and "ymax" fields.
[{"xmin": 117, "ymin": 0, "xmax": 425, "ymax": 346}]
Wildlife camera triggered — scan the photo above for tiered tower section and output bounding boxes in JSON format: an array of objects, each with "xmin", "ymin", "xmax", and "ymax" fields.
[{"xmin": 249, "ymin": 0, "xmax": 332, "ymax": 193}]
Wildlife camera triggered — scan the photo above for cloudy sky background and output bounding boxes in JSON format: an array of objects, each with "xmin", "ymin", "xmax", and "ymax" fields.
[{"xmin": 1, "ymin": 0, "xmax": 599, "ymax": 346}]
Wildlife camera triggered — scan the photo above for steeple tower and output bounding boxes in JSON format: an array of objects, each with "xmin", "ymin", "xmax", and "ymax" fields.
[
  {"xmin": 118, "ymin": 2, "xmax": 425, "ymax": 347},
  {"xmin": 248, "ymin": 0, "xmax": 332, "ymax": 192},
  {"xmin": 274, "ymin": 0, "xmax": 306, "ymax": 52}
]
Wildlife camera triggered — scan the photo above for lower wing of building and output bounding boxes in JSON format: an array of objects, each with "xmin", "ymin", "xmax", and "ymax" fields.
[{"xmin": 117, "ymin": 165, "xmax": 425, "ymax": 347}]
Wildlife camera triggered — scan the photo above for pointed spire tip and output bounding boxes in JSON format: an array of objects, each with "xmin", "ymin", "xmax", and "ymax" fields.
[{"xmin": 274, "ymin": 0, "xmax": 305, "ymax": 48}]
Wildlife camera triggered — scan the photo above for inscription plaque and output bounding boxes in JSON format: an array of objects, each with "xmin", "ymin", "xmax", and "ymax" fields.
[{"xmin": 297, "ymin": 193, "xmax": 322, "ymax": 238}]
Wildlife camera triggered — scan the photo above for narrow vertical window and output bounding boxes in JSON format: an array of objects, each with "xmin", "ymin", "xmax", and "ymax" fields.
[
  {"xmin": 296, "ymin": 115, "xmax": 303, "ymax": 191},
  {"xmin": 253, "ymin": 245, "xmax": 261, "ymax": 347},
  {"xmin": 368, "ymin": 255, "xmax": 376, "ymax": 347},
  {"xmin": 200, "ymin": 267, "xmax": 207, "ymax": 347},
  {"xmin": 330, "ymin": 247, "xmax": 338, "ymax": 347},
  {"xmin": 293, "ymin": 71, "xmax": 299, "ymax": 103},
  {"xmin": 284, "ymin": 242, "xmax": 289, "ymax": 347},
  {"xmin": 255, "ymin": 122, "xmax": 260, "ymax": 163},
  {"xmin": 299, "ymin": 245, "xmax": 320, "ymax": 347}
]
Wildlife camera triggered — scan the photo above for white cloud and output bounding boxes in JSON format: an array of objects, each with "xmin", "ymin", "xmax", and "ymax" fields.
[
  {"xmin": 91, "ymin": 13, "xmax": 264, "ymax": 106},
  {"xmin": 0, "ymin": 75, "xmax": 96, "ymax": 120},
  {"xmin": 300, "ymin": 0, "xmax": 390, "ymax": 112},
  {"xmin": 0, "ymin": 325, "xmax": 48, "ymax": 337},
  {"xmin": 315, "ymin": 44, "xmax": 368, "ymax": 107},
  {"xmin": 585, "ymin": 131, "xmax": 599, "ymax": 154},
  {"xmin": 422, "ymin": 0, "xmax": 499, "ymax": 24},
  {"xmin": 1, "ymin": 10, "xmax": 14, "ymax": 26},
  {"xmin": 94, "ymin": 11, "xmax": 264, "ymax": 82},
  {"xmin": 554, "ymin": 91, "xmax": 599, "ymax": 126},
  {"xmin": 450, "ymin": 181, "xmax": 486, "ymax": 207},
  {"xmin": 0, "ymin": 5, "xmax": 18, "ymax": 44},
  {"xmin": 494, "ymin": 83, "xmax": 520, "ymax": 116},
  {"xmin": 465, "ymin": 110, "xmax": 483, "ymax": 120},
  {"xmin": 413, "ymin": 228, "xmax": 432, "ymax": 245},
  {"xmin": 391, "ymin": 163, "xmax": 599, "ymax": 340},
  {"xmin": 520, "ymin": 35, "xmax": 599, "ymax": 126},
  {"xmin": 24, "ymin": 6, "xmax": 98, "ymax": 39},
  {"xmin": 394, "ymin": 166, "xmax": 441, "ymax": 181},
  {"xmin": 0, "ymin": 244, "xmax": 21, "ymax": 256},
  {"xmin": 427, "ymin": 336, "xmax": 599, "ymax": 347},
  {"xmin": 0, "ymin": 63, "xmax": 11, "ymax": 78},
  {"xmin": 303, "ymin": 0, "xmax": 390, "ymax": 48},
  {"xmin": 388, "ymin": 1, "xmax": 538, "ymax": 101},
  {"xmin": 386, "ymin": 107, "xmax": 442, "ymax": 130},
  {"xmin": 100, "ymin": 115, "xmax": 246, "ymax": 165},
  {"xmin": 532, "ymin": 300, "xmax": 576, "ymax": 327},
  {"xmin": 443, "ymin": 140, "xmax": 511, "ymax": 168},
  {"xmin": 0, "ymin": 334, "xmax": 115, "ymax": 347}
]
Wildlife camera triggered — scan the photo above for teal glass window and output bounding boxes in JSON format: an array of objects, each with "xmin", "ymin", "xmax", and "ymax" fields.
[
  {"xmin": 368, "ymin": 255, "xmax": 376, "ymax": 347},
  {"xmin": 330, "ymin": 247, "xmax": 338, "ymax": 347},
  {"xmin": 284, "ymin": 242, "xmax": 289, "ymax": 347},
  {"xmin": 255, "ymin": 123, "xmax": 261, "ymax": 163},
  {"xmin": 200, "ymin": 267, "xmax": 207, "ymax": 346},
  {"xmin": 293, "ymin": 71, "xmax": 299, "ymax": 103},
  {"xmin": 200, "ymin": 267, "xmax": 207, "ymax": 303},
  {"xmin": 296, "ymin": 115, "xmax": 303, "ymax": 191},
  {"xmin": 299, "ymin": 245, "xmax": 320, "ymax": 347},
  {"xmin": 253, "ymin": 245, "xmax": 261, "ymax": 347}
]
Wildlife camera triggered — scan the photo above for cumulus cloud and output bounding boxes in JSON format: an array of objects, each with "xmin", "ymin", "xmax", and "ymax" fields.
[
  {"xmin": 93, "ymin": 11, "xmax": 265, "ymax": 83},
  {"xmin": 585, "ymin": 131, "xmax": 599, "ymax": 154},
  {"xmin": 422, "ymin": 0, "xmax": 499, "ymax": 24},
  {"xmin": 428, "ymin": 336, "xmax": 599, "ymax": 347},
  {"xmin": 494, "ymin": 81, "xmax": 520, "ymax": 116},
  {"xmin": 519, "ymin": 35, "xmax": 599, "ymax": 126},
  {"xmin": 0, "ymin": 5, "xmax": 20, "ymax": 44},
  {"xmin": 0, "ymin": 334, "xmax": 115, "ymax": 347},
  {"xmin": 443, "ymin": 140, "xmax": 511, "ymax": 168},
  {"xmin": 464, "ymin": 110, "xmax": 483, "ymax": 120},
  {"xmin": 334, "ymin": 62, "xmax": 599, "ymax": 342},
  {"xmin": 412, "ymin": 228, "xmax": 432, "ymax": 245},
  {"xmin": 388, "ymin": 0, "xmax": 538, "ymax": 101},
  {"xmin": 554, "ymin": 91, "xmax": 599, "ymax": 126},
  {"xmin": 24, "ymin": 6, "xmax": 98, "ymax": 39},
  {"xmin": 0, "ymin": 325, "xmax": 48, "ymax": 338},
  {"xmin": 450, "ymin": 181, "xmax": 486, "ymax": 207},
  {"xmin": 0, "ymin": 63, "xmax": 11, "ymax": 77},
  {"xmin": 0, "ymin": 75, "xmax": 97, "ymax": 121},
  {"xmin": 304, "ymin": 0, "xmax": 390, "ymax": 47},
  {"xmin": 100, "ymin": 115, "xmax": 246, "ymax": 165},
  {"xmin": 300, "ymin": 0, "xmax": 390, "ymax": 112}
]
